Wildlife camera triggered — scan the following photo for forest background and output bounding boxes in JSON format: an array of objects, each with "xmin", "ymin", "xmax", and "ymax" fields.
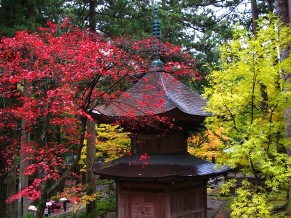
[{"xmin": 0, "ymin": 0, "xmax": 290, "ymax": 218}]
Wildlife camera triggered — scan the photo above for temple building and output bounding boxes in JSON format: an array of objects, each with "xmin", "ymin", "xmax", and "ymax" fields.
[{"xmin": 92, "ymin": 7, "xmax": 230, "ymax": 218}]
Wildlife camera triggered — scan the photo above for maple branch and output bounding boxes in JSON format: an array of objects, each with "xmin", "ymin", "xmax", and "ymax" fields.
[
  {"xmin": 249, "ymin": 157, "xmax": 261, "ymax": 184},
  {"xmin": 83, "ymin": 74, "xmax": 102, "ymax": 111},
  {"xmin": 87, "ymin": 74, "xmax": 129, "ymax": 112},
  {"xmin": 266, "ymin": 104, "xmax": 278, "ymax": 154},
  {"xmin": 223, "ymin": 103, "xmax": 240, "ymax": 133},
  {"xmin": 251, "ymin": 53, "xmax": 257, "ymax": 124}
]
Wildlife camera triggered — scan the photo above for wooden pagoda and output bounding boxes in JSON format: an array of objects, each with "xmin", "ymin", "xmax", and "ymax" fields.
[{"xmin": 92, "ymin": 8, "xmax": 230, "ymax": 218}]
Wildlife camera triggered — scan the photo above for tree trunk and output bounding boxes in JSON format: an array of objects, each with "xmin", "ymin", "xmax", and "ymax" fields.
[
  {"xmin": 6, "ymin": 183, "xmax": 18, "ymax": 218},
  {"xmin": 250, "ymin": 0, "xmax": 269, "ymax": 117},
  {"xmin": 18, "ymin": 80, "xmax": 31, "ymax": 217},
  {"xmin": 6, "ymin": 146, "xmax": 18, "ymax": 218},
  {"xmin": 251, "ymin": 0, "xmax": 258, "ymax": 34},
  {"xmin": 274, "ymin": 0, "xmax": 291, "ymax": 209},
  {"xmin": 0, "ymin": 152, "xmax": 7, "ymax": 217},
  {"xmin": 89, "ymin": 0, "xmax": 96, "ymax": 31},
  {"xmin": 35, "ymin": 182, "xmax": 50, "ymax": 218},
  {"xmin": 86, "ymin": 120, "xmax": 97, "ymax": 216}
]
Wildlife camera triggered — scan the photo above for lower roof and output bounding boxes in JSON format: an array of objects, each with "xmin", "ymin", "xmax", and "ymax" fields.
[{"xmin": 94, "ymin": 153, "xmax": 230, "ymax": 181}]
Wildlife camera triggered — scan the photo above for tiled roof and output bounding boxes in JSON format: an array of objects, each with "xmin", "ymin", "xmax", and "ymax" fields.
[
  {"xmin": 94, "ymin": 153, "xmax": 230, "ymax": 180},
  {"xmin": 92, "ymin": 71, "xmax": 211, "ymax": 118}
]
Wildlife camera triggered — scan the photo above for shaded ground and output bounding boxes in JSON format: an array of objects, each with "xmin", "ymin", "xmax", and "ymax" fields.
[{"xmin": 207, "ymin": 183, "xmax": 231, "ymax": 218}]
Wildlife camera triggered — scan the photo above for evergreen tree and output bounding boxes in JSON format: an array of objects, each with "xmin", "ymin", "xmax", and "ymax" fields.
[{"xmin": 0, "ymin": 0, "xmax": 65, "ymax": 37}]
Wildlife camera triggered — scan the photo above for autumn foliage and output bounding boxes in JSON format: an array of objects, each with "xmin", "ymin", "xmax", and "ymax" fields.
[
  {"xmin": 0, "ymin": 20, "xmax": 196, "ymax": 216},
  {"xmin": 205, "ymin": 16, "xmax": 291, "ymax": 216},
  {"xmin": 1, "ymin": 21, "xmax": 134, "ymax": 202},
  {"xmin": 188, "ymin": 128, "xmax": 229, "ymax": 160}
]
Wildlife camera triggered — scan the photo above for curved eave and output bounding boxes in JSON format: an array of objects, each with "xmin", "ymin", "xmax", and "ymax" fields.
[
  {"xmin": 96, "ymin": 172, "xmax": 228, "ymax": 182},
  {"xmin": 91, "ymin": 107, "xmax": 207, "ymax": 122},
  {"xmin": 91, "ymin": 108, "xmax": 208, "ymax": 132}
]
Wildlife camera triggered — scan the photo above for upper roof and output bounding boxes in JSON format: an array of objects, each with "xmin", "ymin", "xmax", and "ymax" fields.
[{"xmin": 92, "ymin": 69, "xmax": 210, "ymax": 118}]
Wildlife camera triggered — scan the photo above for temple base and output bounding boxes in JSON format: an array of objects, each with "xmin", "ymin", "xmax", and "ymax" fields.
[{"xmin": 116, "ymin": 180, "xmax": 208, "ymax": 218}]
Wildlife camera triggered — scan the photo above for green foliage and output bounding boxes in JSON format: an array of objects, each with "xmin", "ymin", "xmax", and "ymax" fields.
[
  {"xmin": 268, "ymin": 189, "xmax": 288, "ymax": 212},
  {"xmin": 96, "ymin": 0, "xmax": 152, "ymax": 40},
  {"xmin": 220, "ymin": 179, "xmax": 287, "ymax": 217},
  {"xmin": 23, "ymin": 213, "xmax": 35, "ymax": 218},
  {"xmin": 96, "ymin": 190, "xmax": 116, "ymax": 218},
  {"xmin": 0, "ymin": 0, "xmax": 65, "ymax": 37},
  {"xmin": 219, "ymin": 178, "xmax": 237, "ymax": 196},
  {"xmin": 76, "ymin": 189, "xmax": 116, "ymax": 218},
  {"xmin": 205, "ymin": 15, "xmax": 291, "ymax": 215},
  {"xmin": 75, "ymin": 180, "xmax": 116, "ymax": 218},
  {"xmin": 231, "ymin": 180, "xmax": 271, "ymax": 217}
]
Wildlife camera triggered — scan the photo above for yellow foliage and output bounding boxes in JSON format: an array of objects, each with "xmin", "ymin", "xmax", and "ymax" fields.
[
  {"xmin": 95, "ymin": 124, "xmax": 130, "ymax": 162},
  {"xmin": 204, "ymin": 15, "xmax": 291, "ymax": 216},
  {"xmin": 79, "ymin": 124, "xmax": 130, "ymax": 169},
  {"xmin": 81, "ymin": 193, "xmax": 99, "ymax": 204},
  {"xmin": 230, "ymin": 180, "xmax": 272, "ymax": 217}
]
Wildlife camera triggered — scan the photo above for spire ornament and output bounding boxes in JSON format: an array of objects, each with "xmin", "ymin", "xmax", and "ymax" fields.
[
  {"xmin": 153, "ymin": 7, "xmax": 161, "ymax": 59},
  {"xmin": 149, "ymin": 6, "xmax": 165, "ymax": 72}
]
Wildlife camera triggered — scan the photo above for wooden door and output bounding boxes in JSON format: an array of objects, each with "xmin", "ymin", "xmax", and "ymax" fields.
[{"xmin": 131, "ymin": 195, "xmax": 155, "ymax": 218}]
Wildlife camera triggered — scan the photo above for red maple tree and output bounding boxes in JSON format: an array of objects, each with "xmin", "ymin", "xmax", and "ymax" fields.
[{"xmin": 0, "ymin": 21, "xmax": 197, "ymax": 217}]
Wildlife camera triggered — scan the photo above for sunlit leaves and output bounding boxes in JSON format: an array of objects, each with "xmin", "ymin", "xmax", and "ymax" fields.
[
  {"xmin": 205, "ymin": 15, "xmax": 291, "ymax": 215},
  {"xmin": 231, "ymin": 180, "xmax": 271, "ymax": 218}
]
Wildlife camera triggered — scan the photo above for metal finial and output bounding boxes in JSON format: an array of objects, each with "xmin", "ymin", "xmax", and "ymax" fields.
[
  {"xmin": 153, "ymin": 7, "xmax": 161, "ymax": 60},
  {"xmin": 149, "ymin": 6, "xmax": 164, "ymax": 72}
]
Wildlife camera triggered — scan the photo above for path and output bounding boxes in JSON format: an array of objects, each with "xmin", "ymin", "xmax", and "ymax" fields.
[
  {"xmin": 49, "ymin": 202, "xmax": 85, "ymax": 218},
  {"xmin": 207, "ymin": 181, "xmax": 231, "ymax": 218}
]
